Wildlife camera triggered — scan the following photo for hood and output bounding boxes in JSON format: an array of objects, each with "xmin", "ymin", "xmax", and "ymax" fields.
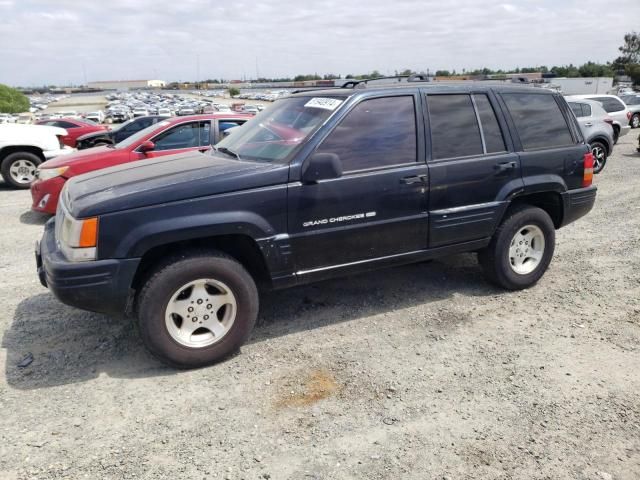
[
  {"xmin": 39, "ymin": 145, "xmax": 123, "ymax": 170},
  {"xmin": 77, "ymin": 130, "xmax": 113, "ymax": 142},
  {"xmin": 65, "ymin": 151, "xmax": 289, "ymax": 218},
  {"xmin": 0, "ymin": 123, "xmax": 66, "ymax": 141}
]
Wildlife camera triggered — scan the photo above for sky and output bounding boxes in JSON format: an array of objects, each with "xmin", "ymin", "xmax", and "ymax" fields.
[{"xmin": 1, "ymin": 0, "xmax": 639, "ymax": 87}]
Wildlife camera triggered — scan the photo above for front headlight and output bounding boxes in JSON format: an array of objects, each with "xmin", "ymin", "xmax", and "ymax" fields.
[
  {"xmin": 58, "ymin": 212, "xmax": 99, "ymax": 262},
  {"xmin": 37, "ymin": 166, "xmax": 68, "ymax": 181}
]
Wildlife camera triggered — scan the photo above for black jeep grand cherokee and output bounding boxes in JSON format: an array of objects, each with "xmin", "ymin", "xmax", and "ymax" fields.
[{"xmin": 36, "ymin": 79, "xmax": 597, "ymax": 368}]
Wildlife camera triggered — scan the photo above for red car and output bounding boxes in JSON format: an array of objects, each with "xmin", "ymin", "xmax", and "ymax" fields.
[
  {"xmin": 35, "ymin": 118, "xmax": 109, "ymax": 147},
  {"xmin": 31, "ymin": 114, "xmax": 252, "ymax": 214}
]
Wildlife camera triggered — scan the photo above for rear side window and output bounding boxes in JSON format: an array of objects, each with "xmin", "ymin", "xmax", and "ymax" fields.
[
  {"xmin": 56, "ymin": 121, "xmax": 78, "ymax": 129},
  {"xmin": 582, "ymin": 103, "xmax": 592, "ymax": 116},
  {"xmin": 502, "ymin": 93, "xmax": 573, "ymax": 150},
  {"xmin": 592, "ymin": 97, "xmax": 625, "ymax": 113},
  {"xmin": 473, "ymin": 94, "xmax": 506, "ymax": 153},
  {"xmin": 317, "ymin": 96, "xmax": 417, "ymax": 171},
  {"xmin": 428, "ymin": 94, "xmax": 483, "ymax": 159},
  {"xmin": 569, "ymin": 102, "xmax": 584, "ymax": 117}
]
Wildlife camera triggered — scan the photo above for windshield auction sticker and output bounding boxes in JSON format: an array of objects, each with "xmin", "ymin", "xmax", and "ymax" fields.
[{"xmin": 304, "ymin": 97, "xmax": 343, "ymax": 111}]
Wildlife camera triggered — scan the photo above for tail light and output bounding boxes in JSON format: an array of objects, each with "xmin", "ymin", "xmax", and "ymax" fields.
[
  {"xmin": 627, "ymin": 111, "xmax": 632, "ymax": 121},
  {"xmin": 604, "ymin": 117, "xmax": 613, "ymax": 125},
  {"xmin": 583, "ymin": 152, "xmax": 594, "ymax": 187}
]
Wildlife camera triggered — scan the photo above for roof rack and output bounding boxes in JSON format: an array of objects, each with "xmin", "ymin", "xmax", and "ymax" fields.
[
  {"xmin": 291, "ymin": 73, "xmax": 433, "ymax": 93},
  {"xmin": 342, "ymin": 73, "xmax": 431, "ymax": 89}
]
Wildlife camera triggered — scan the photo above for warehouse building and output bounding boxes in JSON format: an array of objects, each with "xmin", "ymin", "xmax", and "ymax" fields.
[{"xmin": 87, "ymin": 79, "xmax": 166, "ymax": 90}]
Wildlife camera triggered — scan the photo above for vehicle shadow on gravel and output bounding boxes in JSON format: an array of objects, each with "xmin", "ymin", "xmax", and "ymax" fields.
[
  {"xmin": 252, "ymin": 253, "xmax": 495, "ymax": 344},
  {"xmin": 3, "ymin": 254, "xmax": 497, "ymax": 390},
  {"xmin": 19, "ymin": 210, "xmax": 51, "ymax": 225}
]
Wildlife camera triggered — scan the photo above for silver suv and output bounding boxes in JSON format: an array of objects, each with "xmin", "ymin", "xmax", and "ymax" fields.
[
  {"xmin": 566, "ymin": 94, "xmax": 631, "ymax": 143},
  {"xmin": 567, "ymin": 98, "xmax": 614, "ymax": 173},
  {"xmin": 619, "ymin": 94, "xmax": 640, "ymax": 129}
]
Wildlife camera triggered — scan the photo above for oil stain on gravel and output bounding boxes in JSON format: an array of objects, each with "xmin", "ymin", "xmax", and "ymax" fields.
[{"xmin": 275, "ymin": 368, "xmax": 341, "ymax": 408}]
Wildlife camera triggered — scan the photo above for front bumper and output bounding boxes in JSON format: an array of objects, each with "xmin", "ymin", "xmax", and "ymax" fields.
[
  {"xmin": 36, "ymin": 220, "xmax": 140, "ymax": 314},
  {"xmin": 30, "ymin": 177, "xmax": 65, "ymax": 214},
  {"xmin": 43, "ymin": 146, "xmax": 75, "ymax": 159},
  {"xmin": 559, "ymin": 185, "xmax": 597, "ymax": 228}
]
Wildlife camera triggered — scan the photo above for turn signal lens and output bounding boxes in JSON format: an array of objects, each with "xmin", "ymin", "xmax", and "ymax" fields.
[
  {"xmin": 79, "ymin": 217, "xmax": 98, "ymax": 247},
  {"xmin": 583, "ymin": 152, "xmax": 594, "ymax": 187}
]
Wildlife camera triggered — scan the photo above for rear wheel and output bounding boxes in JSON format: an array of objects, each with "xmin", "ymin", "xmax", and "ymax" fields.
[
  {"xmin": 136, "ymin": 251, "xmax": 258, "ymax": 368},
  {"xmin": 613, "ymin": 126, "xmax": 619, "ymax": 144},
  {"xmin": 479, "ymin": 205, "xmax": 555, "ymax": 290},
  {"xmin": 590, "ymin": 141, "xmax": 607, "ymax": 174},
  {"xmin": 1, "ymin": 151, "xmax": 41, "ymax": 188}
]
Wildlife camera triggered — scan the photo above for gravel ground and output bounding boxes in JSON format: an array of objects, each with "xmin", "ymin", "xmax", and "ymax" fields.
[{"xmin": 1, "ymin": 134, "xmax": 639, "ymax": 480}]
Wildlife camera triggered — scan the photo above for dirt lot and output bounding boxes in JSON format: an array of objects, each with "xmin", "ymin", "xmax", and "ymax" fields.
[{"xmin": 1, "ymin": 134, "xmax": 639, "ymax": 480}]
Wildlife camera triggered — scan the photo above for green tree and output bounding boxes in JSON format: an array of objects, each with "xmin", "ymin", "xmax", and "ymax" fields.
[
  {"xmin": 435, "ymin": 70, "xmax": 451, "ymax": 77},
  {"xmin": 626, "ymin": 64, "xmax": 640, "ymax": 86},
  {"xmin": 578, "ymin": 61, "xmax": 614, "ymax": 78},
  {"xmin": 369, "ymin": 70, "xmax": 383, "ymax": 79},
  {"xmin": 616, "ymin": 32, "xmax": 640, "ymax": 66},
  {"xmin": 0, "ymin": 84, "xmax": 30, "ymax": 114},
  {"xmin": 227, "ymin": 87, "xmax": 240, "ymax": 97}
]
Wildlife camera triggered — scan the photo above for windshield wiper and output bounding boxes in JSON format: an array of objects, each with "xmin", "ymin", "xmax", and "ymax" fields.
[{"xmin": 214, "ymin": 146, "xmax": 241, "ymax": 160}]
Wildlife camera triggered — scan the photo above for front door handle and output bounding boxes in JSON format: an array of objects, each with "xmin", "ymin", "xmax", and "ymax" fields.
[
  {"xmin": 495, "ymin": 161, "xmax": 517, "ymax": 172},
  {"xmin": 400, "ymin": 174, "xmax": 427, "ymax": 184}
]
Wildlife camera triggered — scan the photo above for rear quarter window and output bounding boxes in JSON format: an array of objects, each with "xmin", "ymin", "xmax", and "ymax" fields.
[{"xmin": 502, "ymin": 93, "xmax": 574, "ymax": 150}]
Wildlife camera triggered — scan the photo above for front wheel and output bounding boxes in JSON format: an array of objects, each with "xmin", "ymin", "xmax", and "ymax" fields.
[
  {"xmin": 478, "ymin": 205, "xmax": 555, "ymax": 290},
  {"xmin": 1, "ymin": 151, "xmax": 41, "ymax": 188},
  {"xmin": 136, "ymin": 251, "xmax": 259, "ymax": 368}
]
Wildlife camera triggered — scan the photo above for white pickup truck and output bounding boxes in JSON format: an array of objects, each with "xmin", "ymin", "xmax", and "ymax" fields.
[{"xmin": 0, "ymin": 124, "xmax": 74, "ymax": 188}]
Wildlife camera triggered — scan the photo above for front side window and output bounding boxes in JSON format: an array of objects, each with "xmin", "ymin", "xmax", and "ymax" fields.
[
  {"xmin": 316, "ymin": 96, "xmax": 417, "ymax": 171},
  {"xmin": 152, "ymin": 121, "xmax": 211, "ymax": 151},
  {"xmin": 428, "ymin": 94, "xmax": 483, "ymax": 159},
  {"xmin": 502, "ymin": 93, "xmax": 573, "ymax": 150},
  {"xmin": 215, "ymin": 96, "xmax": 344, "ymax": 163}
]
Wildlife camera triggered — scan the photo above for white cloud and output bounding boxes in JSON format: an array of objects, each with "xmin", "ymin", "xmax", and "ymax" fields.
[{"xmin": 0, "ymin": 0, "xmax": 638, "ymax": 86}]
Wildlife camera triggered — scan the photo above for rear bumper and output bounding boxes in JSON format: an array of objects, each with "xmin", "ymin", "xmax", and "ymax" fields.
[
  {"xmin": 559, "ymin": 185, "xmax": 597, "ymax": 228},
  {"xmin": 36, "ymin": 220, "xmax": 140, "ymax": 314},
  {"xmin": 618, "ymin": 125, "xmax": 631, "ymax": 137}
]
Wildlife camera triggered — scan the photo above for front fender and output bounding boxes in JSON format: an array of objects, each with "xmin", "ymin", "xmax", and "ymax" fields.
[{"xmin": 100, "ymin": 210, "xmax": 277, "ymax": 259}]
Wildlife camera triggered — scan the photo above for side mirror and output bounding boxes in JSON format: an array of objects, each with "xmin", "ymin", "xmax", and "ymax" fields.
[
  {"xmin": 301, "ymin": 153, "xmax": 342, "ymax": 184},
  {"xmin": 139, "ymin": 140, "xmax": 155, "ymax": 154},
  {"xmin": 222, "ymin": 126, "xmax": 240, "ymax": 137}
]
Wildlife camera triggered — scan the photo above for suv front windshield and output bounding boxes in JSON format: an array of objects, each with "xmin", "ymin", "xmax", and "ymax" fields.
[{"xmin": 214, "ymin": 96, "xmax": 345, "ymax": 162}]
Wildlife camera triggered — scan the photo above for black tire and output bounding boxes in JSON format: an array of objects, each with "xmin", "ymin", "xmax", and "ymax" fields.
[
  {"xmin": 631, "ymin": 113, "xmax": 640, "ymax": 129},
  {"xmin": 478, "ymin": 205, "xmax": 555, "ymax": 290},
  {"xmin": 136, "ymin": 250, "xmax": 259, "ymax": 369},
  {"xmin": 613, "ymin": 126, "xmax": 619, "ymax": 144},
  {"xmin": 590, "ymin": 140, "xmax": 607, "ymax": 174},
  {"xmin": 1, "ymin": 151, "xmax": 42, "ymax": 188}
]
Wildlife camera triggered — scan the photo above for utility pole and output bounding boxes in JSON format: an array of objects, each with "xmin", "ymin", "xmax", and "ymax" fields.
[{"xmin": 196, "ymin": 54, "xmax": 201, "ymax": 89}]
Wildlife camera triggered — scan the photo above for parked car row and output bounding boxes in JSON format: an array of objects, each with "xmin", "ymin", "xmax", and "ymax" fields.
[
  {"xmin": 30, "ymin": 113, "xmax": 253, "ymax": 213},
  {"xmin": 103, "ymin": 91, "xmax": 250, "ymax": 123}
]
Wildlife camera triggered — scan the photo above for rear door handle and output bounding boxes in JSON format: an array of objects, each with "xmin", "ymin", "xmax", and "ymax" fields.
[
  {"xmin": 584, "ymin": 122, "xmax": 593, "ymax": 127},
  {"xmin": 495, "ymin": 161, "xmax": 517, "ymax": 172},
  {"xmin": 400, "ymin": 174, "xmax": 427, "ymax": 184}
]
